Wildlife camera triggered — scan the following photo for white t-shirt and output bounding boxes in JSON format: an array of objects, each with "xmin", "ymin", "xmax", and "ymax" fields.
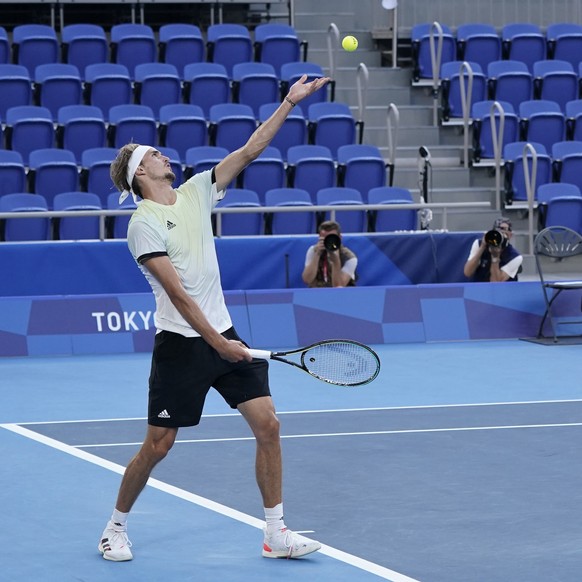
[{"xmin": 127, "ymin": 170, "xmax": 232, "ymax": 337}]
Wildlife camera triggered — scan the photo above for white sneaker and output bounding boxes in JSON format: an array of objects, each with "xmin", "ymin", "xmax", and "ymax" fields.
[
  {"xmin": 98, "ymin": 523, "xmax": 133, "ymax": 561},
  {"xmin": 262, "ymin": 527, "xmax": 321, "ymax": 559}
]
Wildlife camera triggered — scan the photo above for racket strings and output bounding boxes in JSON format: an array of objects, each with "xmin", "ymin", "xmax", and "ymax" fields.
[{"xmin": 302, "ymin": 342, "xmax": 379, "ymax": 386}]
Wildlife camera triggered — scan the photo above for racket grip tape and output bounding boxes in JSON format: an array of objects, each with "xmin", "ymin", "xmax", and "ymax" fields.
[{"xmin": 247, "ymin": 348, "xmax": 272, "ymax": 360}]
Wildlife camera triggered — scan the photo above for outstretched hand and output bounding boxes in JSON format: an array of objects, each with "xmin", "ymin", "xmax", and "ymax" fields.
[{"xmin": 288, "ymin": 74, "xmax": 331, "ymax": 104}]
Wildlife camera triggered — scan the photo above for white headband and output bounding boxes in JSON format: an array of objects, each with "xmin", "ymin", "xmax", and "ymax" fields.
[{"xmin": 119, "ymin": 145, "xmax": 151, "ymax": 205}]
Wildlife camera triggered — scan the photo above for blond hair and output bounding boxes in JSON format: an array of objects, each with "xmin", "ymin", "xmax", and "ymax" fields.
[{"xmin": 110, "ymin": 143, "xmax": 143, "ymax": 197}]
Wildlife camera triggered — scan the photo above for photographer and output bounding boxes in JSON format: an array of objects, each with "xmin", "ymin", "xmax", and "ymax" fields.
[
  {"xmin": 302, "ymin": 220, "xmax": 358, "ymax": 287},
  {"xmin": 464, "ymin": 217, "xmax": 523, "ymax": 282}
]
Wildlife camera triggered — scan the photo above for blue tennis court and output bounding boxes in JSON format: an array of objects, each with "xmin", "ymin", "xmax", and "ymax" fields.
[{"xmin": 2, "ymin": 340, "xmax": 582, "ymax": 582}]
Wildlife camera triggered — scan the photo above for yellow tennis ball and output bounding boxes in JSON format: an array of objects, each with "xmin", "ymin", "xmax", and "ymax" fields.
[{"xmin": 342, "ymin": 35, "xmax": 358, "ymax": 52}]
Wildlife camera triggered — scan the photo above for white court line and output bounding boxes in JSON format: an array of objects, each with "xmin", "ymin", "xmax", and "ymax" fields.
[
  {"xmin": 14, "ymin": 398, "xmax": 582, "ymax": 426},
  {"xmin": 75, "ymin": 421, "xmax": 582, "ymax": 448},
  {"xmin": 0, "ymin": 423, "xmax": 421, "ymax": 582}
]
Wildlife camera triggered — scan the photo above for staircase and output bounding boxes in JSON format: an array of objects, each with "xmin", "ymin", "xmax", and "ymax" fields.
[{"xmin": 268, "ymin": 0, "xmax": 556, "ymax": 277}]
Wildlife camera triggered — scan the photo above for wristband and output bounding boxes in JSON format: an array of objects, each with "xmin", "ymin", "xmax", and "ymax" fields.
[
  {"xmin": 491, "ymin": 258, "xmax": 500, "ymax": 264},
  {"xmin": 284, "ymin": 96, "xmax": 296, "ymax": 107}
]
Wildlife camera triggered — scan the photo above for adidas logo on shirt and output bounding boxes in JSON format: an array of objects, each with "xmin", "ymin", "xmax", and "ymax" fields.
[
  {"xmin": 166, "ymin": 221, "xmax": 176, "ymax": 230},
  {"xmin": 158, "ymin": 409, "xmax": 171, "ymax": 419}
]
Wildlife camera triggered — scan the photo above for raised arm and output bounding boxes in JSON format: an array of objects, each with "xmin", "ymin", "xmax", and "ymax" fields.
[{"xmin": 214, "ymin": 74, "xmax": 330, "ymax": 192}]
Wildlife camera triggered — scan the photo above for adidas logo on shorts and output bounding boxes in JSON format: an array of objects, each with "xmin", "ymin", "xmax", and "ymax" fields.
[{"xmin": 157, "ymin": 409, "xmax": 171, "ymax": 419}]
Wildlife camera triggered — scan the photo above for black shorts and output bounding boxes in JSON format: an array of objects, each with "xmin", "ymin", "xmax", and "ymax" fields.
[{"xmin": 147, "ymin": 327, "xmax": 270, "ymax": 427}]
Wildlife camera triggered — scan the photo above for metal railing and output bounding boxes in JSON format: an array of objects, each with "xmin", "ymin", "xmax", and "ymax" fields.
[{"xmin": 0, "ymin": 201, "xmax": 491, "ymax": 240}]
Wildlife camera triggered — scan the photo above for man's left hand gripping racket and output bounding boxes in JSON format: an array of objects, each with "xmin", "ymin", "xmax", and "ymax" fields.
[{"xmin": 248, "ymin": 339, "xmax": 380, "ymax": 386}]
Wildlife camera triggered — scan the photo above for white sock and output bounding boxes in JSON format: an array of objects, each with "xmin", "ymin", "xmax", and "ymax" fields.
[
  {"xmin": 110, "ymin": 509, "xmax": 129, "ymax": 530},
  {"xmin": 264, "ymin": 503, "xmax": 286, "ymax": 535}
]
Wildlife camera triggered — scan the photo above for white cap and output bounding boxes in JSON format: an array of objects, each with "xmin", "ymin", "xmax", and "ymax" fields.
[{"xmin": 118, "ymin": 144, "xmax": 151, "ymax": 204}]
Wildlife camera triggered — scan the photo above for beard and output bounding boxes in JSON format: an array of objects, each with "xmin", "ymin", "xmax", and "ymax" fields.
[{"xmin": 164, "ymin": 171, "xmax": 176, "ymax": 183}]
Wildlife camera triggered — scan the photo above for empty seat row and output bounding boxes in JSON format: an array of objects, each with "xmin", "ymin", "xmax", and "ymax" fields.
[
  {"xmin": 471, "ymin": 99, "xmax": 582, "ymax": 162},
  {"xmin": 0, "ymin": 143, "xmax": 387, "ymax": 209},
  {"xmin": 0, "ymin": 22, "xmax": 308, "ymax": 79},
  {"xmin": 412, "ymin": 22, "xmax": 582, "ymax": 81},
  {"xmin": 0, "ymin": 191, "xmax": 136, "ymax": 241},
  {"xmin": 216, "ymin": 186, "xmax": 417, "ymax": 235},
  {"xmin": 0, "ymin": 185, "xmax": 418, "ymax": 242},
  {"xmin": 0, "ymin": 60, "xmax": 329, "ymax": 122},
  {"xmin": 0, "ymin": 101, "xmax": 359, "ymax": 166},
  {"xmin": 441, "ymin": 59, "xmax": 582, "ymax": 119}
]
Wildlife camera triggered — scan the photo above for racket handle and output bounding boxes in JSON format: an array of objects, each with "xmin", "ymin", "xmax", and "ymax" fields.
[{"xmin": 248, "ymin": 348, "xmax": 272, "ymax": 360}]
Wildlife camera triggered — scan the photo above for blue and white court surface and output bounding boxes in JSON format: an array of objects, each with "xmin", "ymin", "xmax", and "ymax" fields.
[{"xmin": 2, "ymin": 340, "xmax": 582, "ymax": 582}]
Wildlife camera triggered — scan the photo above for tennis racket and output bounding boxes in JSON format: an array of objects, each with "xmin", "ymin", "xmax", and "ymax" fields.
[{"xmin": 248, "ymin": 339, "xmax": 380, "ymax": 386}]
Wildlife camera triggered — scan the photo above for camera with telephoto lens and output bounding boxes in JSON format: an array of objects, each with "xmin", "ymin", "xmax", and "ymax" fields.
[
  {"xmin": 484, "ymin": 229, "xmax": 508, "ymax": 249},
  {"xmin": 323, "ymin": 233, "xmax": 341, "ymax": 252}
]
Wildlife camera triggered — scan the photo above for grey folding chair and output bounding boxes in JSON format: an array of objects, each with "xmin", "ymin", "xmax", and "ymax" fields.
[{"xmin": 534, "ymin": 226, "xmax": 582, "ymax": 342}]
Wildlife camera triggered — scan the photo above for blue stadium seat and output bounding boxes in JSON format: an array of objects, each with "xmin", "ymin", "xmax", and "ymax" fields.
[
  {"xmin": 280, "ymin": 62, "xmax": 329, "ymax": 113},
  {"xmin": 471, "ymin": 100, "xmax": 519, "ymax": 163},
  {"xmin": 57, "ymin": 105, "xmax": 107, "ymax": 163},
  {"xmin": 208, "ymin": 103, "xmax": 256, "ymax": 152},
  {"xmin": 6, "ymin": 105, "xmax": 54, "ymax": 164},
  {"xmin": 184, "ymin": 145, "xmax": 229, "ymax": 181},
  {"xmin": 0, "ymin": 193, "xmax": 50, "ymax": 241},
  {"xmin": 316, "ymin": 187, "xmax": 366, "ymax": 233},
  {"xmin": 34, "ymin": 63, "xmax": 83, "ymax": 120},
  {"xmin": 232, "ymin": 62, "xmax": 279, "ymax": 118},
  {"xmin": 501, "ymin": 23, "xmax": 546, "ymax": 74},
  {"xmin": 61, "ymin": 24, "xmax": 108, "ymax": 79},
  {"xmin": 368, "ymin": 186, "xmax": 417, "ymax": 232},
  {"xmin": 108, "ymin": 104, "xmax": 157, "ymax": 149},
  {"xmin": 254, "ymin": 24, "xmax": 302, "ymax": 77},
  {"xmin": 533, "ymin": 60, "xmax": 577, "ymax": 113},
  {"xmin": 546, "ymin": 23, "xmax": 582, "ymax": 70},
  {"xmin": 538, "ymin": 187, "xmax": 582, "ymax": 233},
  {"xmin": 107, "ymin": 191, "xmax": 137, "ymax": 239},
  {"xmin": 440, "ymin": 61, "xmax": 486, "ymax": 122},
  {"xmin": 159, "ymin": 104, "xmax": 207, "ymax": 163},
  {"xmin": 81, "ymin": 147, "xmax": 118, "ymax": 205},
  {"xmin": 287, "ymin": 144, "xmax": 335, "ymax": 203},
  {"xmin": 183, "ymin": 62, "xmax": 230, "ymax": 118},
  {"xmin": 0, "ymin": 26, "xmax": 9, "ymax": 64},
  {"xmin": 565, "ymin": 99, "xmax": 582, "ymax": 140},
  {"xmin": 206, "ymin": 24, "xmax": 253, "ymax": 77},
  {"xmin": 337, "ymin": 144, "xmax": 386, "ymax": 201},
  {"xmin": 0, "ymin": 150, "xmax": 26, "ymax": 198},
  {"xmin": 307, "ymin": 102, "xmax": 356, "ymax": 158},
  {"xmin": 84, "ymin": 63, "xmax": 132, "ymax": 121},
  {"xmin": 519, "ymin": 100, "xmax": 565, "ymax": 154},
  {"xmin": 487, "ymin": 60, "xmax": 533, "ymax": 114},
  {"xmin": 258, "ymin": 102, "xmax": 307, "ymax": 160},
  {"xmin": 241, "ymin": 146, "xmax": 285, "ymax": 204},
  {"xmin": 265, "ymin": 187, "xmax": 314, "ymax": 234},
  {"xmin": 134, "ymin": 62, "xmax": 182, "ymax": 119},
  {"xmin": 411, "ymin": 22, "xmax": 456, "ymax": 82},
  {"xmin": 215, "ymin": 188, "xmax": 262, "ymax": 235},
  {"xmin": 503, "ymin": 141, "xmax": 551, "ymax": 204},
  {"xmin": 53, "ymin": 191, "xmax": 102, "ymax": 240},
  {"xmin": 12, "ymin": 24, "xmax": 59, "ymax": 76},
  {"xmin": 552, "ymin": 141, "xmax": 582, "ymax": 194},
  {"xmin": 456, "ymin": 23, "xmax": 501, "ymax": 75},
  {"xmin": 158, "ymin": 23, "xmax": 204, "ymax": 75},
  {"xmin": 0, "ymin": 65, "xmax": 32, "ymax": 122},
  {"xmin": 28, "ymin": 148, "xmax": 79, "ymax": 208},
  {"xmin": 110, "ymin": 24, "xmax": 156, "ymax": 80}
]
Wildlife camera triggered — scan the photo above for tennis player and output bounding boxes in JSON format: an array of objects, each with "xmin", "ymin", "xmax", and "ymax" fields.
[{"xmin": 98, "ymin": 74, "xmax": 329, "ymax": 562}]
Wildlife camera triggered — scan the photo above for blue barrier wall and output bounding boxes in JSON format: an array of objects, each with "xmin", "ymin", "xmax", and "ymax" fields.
[
  {"xmin": 1, "ymin": 283, "xmax": 581, "ymax": 357},
  {"xmin": 0, "ymin": 232, "xmax": 480, "ymax": 296},
  {"xmin": 1, "ymin": 234, "xmax": 579, "ymax": 357}
]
